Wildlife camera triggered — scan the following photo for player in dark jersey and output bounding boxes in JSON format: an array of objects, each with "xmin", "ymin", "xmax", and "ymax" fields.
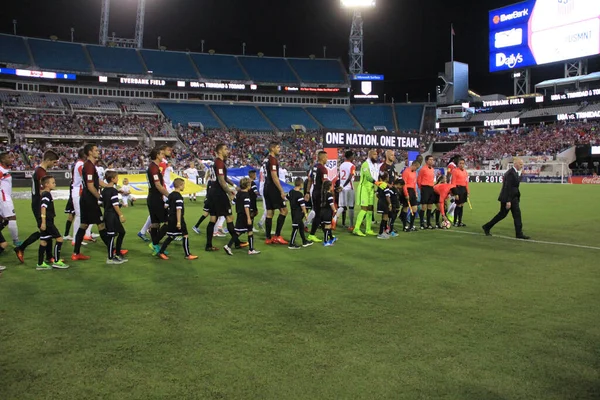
[
  {"xmin": 37, "ymin": 176, "xmax": 69, "ymax": 270},
  {"xmin": 305, "ymin": 151, "xmax": 329, "ymax": 243},
  {"xmin": 205, "ymin": 144, "xmax": 240, "ymax": 253},
  {"xmin": 263, "ymin": 142, "xmax": 289, "ymax": 245},
  {"xmin": 375, "ymin": 171, "xmax": 393, "ymax": 239},
  {"xmin": 157, "ymin": 178, "xmax": 199, "ymax": 260},
  {"xmin": 223, "ymin": 178, "xmax": 260, "ymax": 256},
  {"xmin": 287, "ymin": 177, "xmax": 312, "ymax": 249},
  {"xmin": 72, "ymin": 143, "xmax": 110, "ymax": 261},
  {"xmin": 248, "ymin": 170, "xmax": 259, "ymax": 227},
  {"xmin": 320, "ymin": 181, "xmax": 338, "ymax": 247},
  {"xmin": 14, "ymin": 150, "xmax": 59, "ymax": 263},
  {"xmin": 102, "ymin": 171, "xmax": 128, "ymax": 265}
]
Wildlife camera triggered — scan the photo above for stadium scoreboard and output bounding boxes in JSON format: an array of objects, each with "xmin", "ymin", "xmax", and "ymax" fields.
[
  {"xmin": 489, "ymin": 0, "xmax": 600, "ymax": 72},
  {"xmin": 350, "ymin": 74, "xmax": 384, "ymax": 103}
]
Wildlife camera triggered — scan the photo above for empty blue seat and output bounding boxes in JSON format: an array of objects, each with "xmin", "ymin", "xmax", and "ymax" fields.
[
  {"xmin": 260, "ymin": 106, "xmax": 319, "ymax": 131},
  {"xmin": 288, "ymin": 59, "xmax": 346, "ymax": 84},
  {"xmin": 306, "ymin": 108, "xmax": 359, "ymax": 130},
  {"xmin": 351, "ymin": 105, "xmax": 395, "ymax": 131},
  {"xmin": 158, "ymin": 103, "xmax": 221, "ymax": 129},
  {"xmin": 0, "ymin": 35, "xmax": 30, "ymax": 65},
  {"xmin": 87, "ymin": 45, "xmax": 145, "ymax": 75},
  {"xmin": 28, "ymin": 39, "xmax": 91, "ymax": 72},
  {"xmin": 210, "ymin": 105, "xmax": 272, "ymax": 131},
  {"xmin": 395, "ymin": 105, "xmax": 424, "ymax": 131},
  {"xmin": 190, "ymin": 54, "xmax": 247, "ymax": 81},
  {"xmin": 237, "ymin": 57, "xmax": 298, "ymax": 84},
  {"xmin": 139, "ymin": 50, "xmax": 197, "ymax": 79}
]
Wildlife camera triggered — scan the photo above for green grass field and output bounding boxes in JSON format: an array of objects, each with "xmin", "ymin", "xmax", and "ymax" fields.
[{"xmin": 1, "ymin": 183, "xmax": 599, "ymax": 400}]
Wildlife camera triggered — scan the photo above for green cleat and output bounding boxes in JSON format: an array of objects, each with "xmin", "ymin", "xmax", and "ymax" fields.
[
  {"xmin": 365, "ymin": 230, "xmax": 378, "ymax": 236},
  {"xmin": 353, "ymin": 230, "xmax": 366, "ymax": 237},
  {"xmin": 52, "ymin": 260, "xmax": 70, "ymax": 269},
  {"xmin": 306, "ymin": 234, "xmax": 322, "ymax": 243},
  {"xmin": 36, "ymin": 262, "xmax": 52, "ymax": 271}
]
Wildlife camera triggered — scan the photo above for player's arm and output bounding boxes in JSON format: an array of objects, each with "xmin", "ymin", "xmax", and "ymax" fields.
[
  {"xmin": 465, "ymin": 173, "xmax": 470, "ymax": 195},
  {"xmin": 85, "ymin": 172, "xmax": 102, "ymax": 200},
  {"xmin": 270, "ymin": 168, "xmax": 286, "ymax": 199},
  {"xmin": 244, "ymin": 199, "xmax": 252, "ymax": 224},
  {"xmin": 386, "ymin": 190, "xmax": 392, "ymax": 210},
  {"xmin": 40, "ymin": 197, "xmax": 47, "ymax": 231},
  {"xmin": 402, "ymin": 172, "xmax": 409, "ymax": 198},
  {"xmin": 111, "ymin": 191, "xmax": 126, "ymax": 223},
  {"xmin": 305, "ymin": 175, "xmax": 313, "ymax": 201},
  {"xmin": 154, "ymin": 173, "xmax": 170, "ymax": 197},
  {"xmin": 360, "ymin": 163, "xmax": 375, "ymax": 184}
]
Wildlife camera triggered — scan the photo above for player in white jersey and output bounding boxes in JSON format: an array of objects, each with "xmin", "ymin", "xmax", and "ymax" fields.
[
  {"xmin": 183, "ymin": 161, "xmax": 199, "ymax": 201},
  {"xmin": 278, "ymin": 165, "xmax": 289, "ymax": 183},
  {"xmin": 69, "ymin": 150, "xmax": 93, "ymax": 245},
  {"xmin": 338, "ymin": 151, "xmax": 357, "ymax": 228},
  {"xmin": 257, "ymin": 157, "xmax": 269, "ymax": 231},
  {"xmin": 0, "ymin": 153, "xmax": 19, "ymax": 245}
]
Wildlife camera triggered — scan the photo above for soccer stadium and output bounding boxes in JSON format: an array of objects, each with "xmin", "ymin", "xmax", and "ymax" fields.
[{"xmin": 1, "ymin": 0, "xmax": 599, "ymax": 398}]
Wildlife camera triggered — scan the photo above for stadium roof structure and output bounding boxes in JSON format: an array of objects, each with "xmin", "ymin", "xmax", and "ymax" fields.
[{"xmin": 536, "ymin": 72, "xmax": 600, "ymax": 92}]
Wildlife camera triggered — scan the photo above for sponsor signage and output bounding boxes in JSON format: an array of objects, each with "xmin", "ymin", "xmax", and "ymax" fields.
[
  {"xmin": 484, "ymin": 118, "xmax": 520, "ymax": 126},
  {"xmin": 483, "ymin": 98, "xmax": 525, "ymax": 107},
  {"xmin": 0, "ymin": 67, "xmax": 76, "ymax": 80},
  {"xmin": 489, "ymin": 0, "xmax": 600, "ymax": 72},
  {"xmin": 570, "ymin": 176, "xmax": 600, "ymax": 184},
  {"xmin": 120, "ymin": 77, "xmax": 166, "ymax": 86},
  {"xmin": 557, "ymin": 110, "xmax": 600, "ymax": 121},
  {"xmin": 352, "ymin": 74, "xmax": 384, "ymax": 81},
  {"xmin": 551, "ymin": 89, "xmax": 600, "ymax": 101},
  {"xmin": 323, "ymin": 130, "xmax": 420, "ymax": 150}
]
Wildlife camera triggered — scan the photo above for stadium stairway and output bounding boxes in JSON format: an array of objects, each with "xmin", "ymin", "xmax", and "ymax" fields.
[
  {"xmin": 82, "ymin": 46, "xmax": 96, "ymax": 73},
  {"xmin": 235, "ymin": 58, "xmax": 252, "ymax": 81},
  {"xmin": 304, "ymin": 108, "xmax": 324, "ymax": 129},
  {"xmin": 255, "ymin": 107, "xmax": 278, "ymax": 131},
  {"xmin": 285, "ymin": 59, "xmax": 303, "ymax": 84},
  {"xmin": 23, "ymin": 38, "xmax": 36, "ymax": 68},
  {"xmin": 206, "ymin": 106, "xmax": 227, "ymax": 129},
  {"xmin": 347, "ymin": 110, "xmax": 365, "ymax": 131},
  {"xmin": 391, "ymin": 105, "xmax": 400, "ymax": 131}
]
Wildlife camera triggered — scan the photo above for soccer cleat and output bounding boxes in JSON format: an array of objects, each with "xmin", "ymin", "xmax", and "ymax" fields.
[
  {"xmin": 323, "ymin": 240, "xmax": 333, "ymax": 247},
  {"xmin": 14, "ymin": 248, "xmax": 24, "ymax": 263},
  {"xmin": 149, "ymin": 243, "xmax": 157, "ymax": 255},
  {"xmin": 114, "ymin": 255, "xmax": 129, "ymax": 263},
  {"xmin": 516, "ymin": 234, "xmax": 531, "ymax": 240},
  {"xmin": 36, "ymin": 262, "xmax": 52, "ymax": 271},
  {"xmin": 272, "ymin": 236, "xmax": 289, "ymax": 245},
  {"xmin": 347, "ymin": 226, "xmax": 355, "ymax": 232},
  {"xmin": 72, "ymin": 241, "xmax": 88, "ymax": 246},
  {"xmin": 302, "ymin": 241, "xmax": 314, "ymax": 247},
  {"xmin": 288, "ymin": 244, "xmax": 302, "ymax": 250},
  {"xmin": 435, "ymin": 224, "xmax": 441, "ymax": 229},
  {"xmin": 46, "ymin": 257, "xmax": 55, "ymax": 264},
  {"xmin": 238, "ymin": 242, "xmax": 249, "ymax": 248},
  {"xmin": 365, "ymin": 230, "xmax": 377, "ymax": 236},
  {"xmin": 205, "ymin": 246, "xmax": 220, "ymax": 252},
  {"xmin": 264, "ymin": 238, "xmax": 273, "ymax": 245},
  {"xmin": 214, "ymin": 232, "xmax": 227, "ymax": 238},
  {"xmin": 389, "ymin": 231, "xmax": 399, "ymax": 238},
  {"xmin": 353, "ymin": 230, "xmax": 366, "ymax": 237},
  {"xmin": 158, "ymin": 253, "xmax": 169, "ymax": 260},
  {"xmin": 106, "ymin": 258, "xmax": 125, "ymax": 265},
  {"xmin": 252, "ymin": 227, "xmax": 259, "ymax": 233},
  {"xmin": 330, "ymin": 237, "xmax": 338, "ymax": 245},
  {"xmin": 482, "ymin": 225, "xmax": 492, "ymax": 236},
  {"xmin": 0, "ymin": 265, "xmax": 6, "ymax": 271},
  {"xmin": 222, "ymin": 229, "xmax": 229, "ymax": 234},
  {"xmin": 306, "ymin": 234, "xmax": 322, "ymax": 242},
  {"xmin": 248, "ymin": 250, "xmax": 261, "ymax": 255},
  {"xmin": 192, "ymin": 226, "xmax": 201, "ymax": 235},
  {"xmin": 119, "ymin": 249, "xmax": 129, "ymax": 256},
  {"xmin": 223, "ymin": 245, "xmax": 233, "ymax": 256},
  {"xmin": 420, "ymin": 225, "xmax": 426, "ymax": 230},
  {"xmin": 304, "ymin": 226, "xmax": 309, "ymax": 233},
  {"xmin": 71, "ymin": 254, "xmax": 90, "ymax": 261},
  {"xmin": 377, "ymin": 233, "xmax": 390, "ymax": 240},
  {"xmin": 185, "ymin": 255, "xmax": 199, "ymax": 260},
  {"xmin": 83, "ymin": 235, "xmax": 96, "ymax": 243},
  {"xmin": 91, "ymin": 233, "xmax": 100, "ymax": 239},
  {"xmin": 52, "ymin": 260, "xmax": 70, "ymax": 269},
  {"xmin": 137, "ymin": 232, "xmax": 150, "ymax": 242},
  {"xmin": 427, "ymin": 225, "xmax": 435, "ymax": 230},
  {"xmin": 13, "ymin": 240, "xmax": 22, "ymax": 247},
  {"xmin": 458, "ymin": 223, "xmax": 467, "ymax": 227},
  {"xmin": 63, "ymin": 235, "xmax": 73, "ymax": 241}
]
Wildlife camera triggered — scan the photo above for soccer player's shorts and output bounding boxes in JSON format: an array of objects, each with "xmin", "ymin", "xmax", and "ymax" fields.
[
  {"xmin": 377, "ymin": 198, "xmax": 390, "ymax": 214},
  {"xmin": 320, "ymin": 208, "xmax": 333, "ymax": 225},
  {"xmin": 0, "ymin": 231, "xmax": 5, "ymax": 244},
  {"xmin": 420, "ymin": 186, "xmax": 435, "ymax": 204},
  {"xmin": 406, "ymin": 188, "xmax": 418, "ymax": 207},
  {"xmin": 71, "ymin": 191, "xmax": 82, "ymax": 217},
  {"xmin": 0, "ymin": 198, "xmax": 15, "ymax": 218},
  {"xmin": 359, "ymin": 187, "xmax": 374, "ymax": 208},
  {"xmin": 209, "ymin": 192, "xmax": 233, "ymax": 217},
  {"xmin": 39, "ymin": 221, "xmax": 61, "ymax": 240},
  {"xmin": 291, "ymin": 211, "xmax": 304, "ymax": 226},
  {"xmin": 64, "ymin": 195, "xmax": 76, "ymax": 214},
  {"xmin": 234, "ymin": 213, "xmax": 251, "ymax": 234},
  {"xmin": 203, "ymin": 195, "xmax": 213, "ymax": 213},
  {"xmin": 167, "ymin": 219, "xmax": 188, "ymax": 236},
  {"xmin": 147, "ymin": 193, "xmax": 168, "ymax": 224},
  {"xmin": 455, "ymin": 186, "xmax": 468, "ymax": 204},
  {"xmin": 264, "ymin": 187, "xmax": 286, "ymax": 210},
  {"xmin": 80, "ymin": 196, "xmax": 103, "ymax": 225},
  {"xmin": 104, "ymin": 213, "xmax": 125, "ymax": 236},
  {"xmin": 339, "ymin": 189, "xmax": 355, "ymax": 208},
  {"xmin": 432, "ymin": 193, "xmax": 440, "ymax": 205}
]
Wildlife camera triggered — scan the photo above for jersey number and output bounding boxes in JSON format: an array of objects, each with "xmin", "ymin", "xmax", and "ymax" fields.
[{"xmin": 340, "ymin": 171, "xmax": 347, "ymax": 181}]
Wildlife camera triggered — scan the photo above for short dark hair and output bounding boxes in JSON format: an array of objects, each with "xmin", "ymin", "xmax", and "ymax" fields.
[
  {"xmin": 458, "ymin": 158, "xmax": 465, "ymax": 163},
  {"xmin": 149, "ymin": 148, "xmax": 160, "ymax": 160},
  {"xmin": 416, "ymin": 154, "xmax": 424, "ymax": 162},
  {"xmin": 83, "ymin": 143, "xmax": 97, "ymax": 157},
  {"xmin": 425, "ymin": 155, "xmax": 433, "ymax": 162},
  {"xmin": 345, "ymin": 150, "xmax": 354, "ymax": 159},
  {"xmin": 105, "ymin": 170, "xmax": 118, "ymax": 183},
  {"xmin": 41, "ymin": 175, "xmax": 54, "ymax": 187},
  {"xmin": 294, "ymin": 177, "xmax": 304, "ymax": 187},
  {"xmin": 436, "ymin": 175, "xmax": 446, "ymax": 184},
  {"xmin": 248, "ymin": 169, "xmax": 257, "ymax": 175},
  {"xmin": 318, "ymin": 150, "xmax": 327, "ymax": 158},
  {"xmin": 78, "ymin": 148, "xmax": 85, "ymax": 159},
  {"xmin": 0, "ymin": 152, "xmax": 10, "ymax": 164},
  {"xmin": 394, "ymin": 178, "xmax": 405, "ymax": 186},
  {"xmin": 158, "ymin": 144, "xmax": 172, "ymax": 152},
  {"xmin": 43, "ymin": 150, "xmax": 59, "ymax": 162},
  {"xmin": 269, "ymin": 142, "xmax": 279, "ymax": 151},
  {"xmin": 215, "ymin": 143, "xmax": 227, "ymax": 154}
]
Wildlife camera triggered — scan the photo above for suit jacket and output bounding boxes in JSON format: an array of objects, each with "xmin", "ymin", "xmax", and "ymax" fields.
[{"xmin": 498, "ymin": 168, "xmax": 521, "ymax": 203}]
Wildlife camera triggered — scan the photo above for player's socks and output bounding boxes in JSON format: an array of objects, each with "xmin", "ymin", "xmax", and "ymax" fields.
[
  {"xmin": 159, "ymin": 237, "xmax": 174, "ymax": 255},
  {"xmin": 409, "ymin": 212, "xmax": 415, "ymax": 229},
  {"xmin": 435, "ymin": 210, "xmax": 441, "ymax": 225},
  {"xmin": 379, "ymin": 219, "xmax": 387, "ymax": 235},
  {"xmin": 53, "ymin": 241, "xmax": 63, "ymax": 261},
  {"xmin": 365, "ymin": 212, "xmax": 373, "ymax": 233},
  {"xmin": 8, "ymin": 220, "xmax": 18, "ymax": 243},
  {"xmin": 72, "ymin": 216, "xmax": 80, "ymax": 239},
  {"xmin": 426, "ymin": 209, "xmax": 432, "ymax": 227},
  {"xmin": 348, "ymin": 207, "xmax": 355, "ymax": 227},
  {"xmin": 248, "ymin": 235, "xmax": 254, "ymax": 251},
  {"xmin": 226, "ymin": 222, "xmax": 238, "ymax": 243},
  {"xmin": 342, "ymin": 209, "xmax": 346, "ymax": 226},
  {"xmin": 275, "ymin": 215, "xmax": 286, "ymax": 237},
  {"xmin": 64, "ymin": 220, "xmax": 72, "ymax": 237},
  {"xmin": 149, "ymin": 227, "xmax": 159, "ymax": 246},
  {"xmin": 38, "ymin": 244, "xmax": 47, "ymax": 265},
  {"xmin": 158, "ymin": 224, "xmax": 168, "ymax": 242},
  {"xmin": 354, "ymin": 210, "xmax": 366, "ymax": 232},
  {"xmin": 206, "ymin": 222, "xmax": 215, "ymax": 248},
  {"xmin": 85, "ymin": 225, "xmax": 93, "ymax": 238},
  {"xmin": 418, "ymin": 210, "xmax": 425, "ymax": 226},
  {"xmin": 140, "ymin": 217, "xmax": 151, "ymax": 235},
  {"xmin": 46, "ymin": 239, "xmax": 53, "ymax": 260},
  {"xmin": 194, "ymin": 215, "xmax": 207, "ymax": 229},
  {"xmin": 73, "ymin": 228, "xmax": 86, "ymax": 254},
  {"xmin": 265, "ymin": 218, "xmax": 273, "ymax": 239},
  {"xmin": 183, "ymin": 237, "xmax": 191, "ymax": 256},
  {"xmin": 19, "ymin": 231, "xmax": 40, "ymax": 251},
  {"xmin": 310, "ymin": 214, "xmax": 321, "ymax": 235}
]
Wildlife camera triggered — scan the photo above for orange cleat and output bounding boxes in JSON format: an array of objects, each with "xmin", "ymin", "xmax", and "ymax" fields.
[
  {"xmin": 238, "ymin": 242, "xmax": 249, "ymax": 248},
  {"xmin": 158, "ymin": 253, "xmax": 169, "ymax": 260},
  {"xmin": 185, "ymin": 255, "xmax": 199, "ymax": 260},
  {"xmin": 264, "ymin": 238, "xmax": 273, "ymax": 245},
  {"xmin": 83, "ymin": 235, "xmax": 96, "ymax": 242},
  {"xmin": 119, "ymin": 249, "xmax": 129, "ymax": 256},
  {"xmin": 347, "ymin": 226, "xmax": 355, "ymax": 233},
  {"xmin": 14, "ymin": 248, "xmax": 24, "ymax": 263},
  {"xmin": 272, "ymin": 236, "xmax": 289, "ymax": 245},
  {"xmin": 71, "ymin": 253, "xmax": 91, "ymax": 261}
]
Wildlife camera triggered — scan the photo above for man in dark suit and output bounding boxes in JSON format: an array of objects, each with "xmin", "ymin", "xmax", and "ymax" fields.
[{"xmin": 482, "ymin": 158, "xmax": 530, "ymax": 239}]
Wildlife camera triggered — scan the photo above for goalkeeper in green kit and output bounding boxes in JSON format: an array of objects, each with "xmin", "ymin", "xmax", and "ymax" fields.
[{"xmin": 353, "ymin": 149, "xmax": 380, "ymax": 237}]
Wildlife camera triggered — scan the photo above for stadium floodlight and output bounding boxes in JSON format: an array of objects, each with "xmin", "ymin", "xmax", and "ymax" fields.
[
  {"xmin": 342, "ymin": 1, "xmax": 375, "ymax": 74},
  {"xmin": 340, "ymin": 0, "xmax": 376, "ymax": 8}
]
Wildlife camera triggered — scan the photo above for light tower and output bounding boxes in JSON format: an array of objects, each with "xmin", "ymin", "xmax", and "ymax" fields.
[
  {"xmin": 99, "ymin": 0, "xmax": 146, "ymax": 48},
  {"xmin": 341, "ymin": 0, "xmax": 376, "ymax": 75}
]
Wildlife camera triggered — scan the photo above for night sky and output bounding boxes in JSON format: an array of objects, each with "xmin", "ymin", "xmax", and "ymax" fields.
[{"xmin": 2, "ymin": 0, "xmax": 599, "ymax": 101}]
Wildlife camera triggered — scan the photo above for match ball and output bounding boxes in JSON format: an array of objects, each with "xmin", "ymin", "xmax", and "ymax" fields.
[{"xmin": 443, "ymin": 220, "xmax": 452, "ymax": 229}]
